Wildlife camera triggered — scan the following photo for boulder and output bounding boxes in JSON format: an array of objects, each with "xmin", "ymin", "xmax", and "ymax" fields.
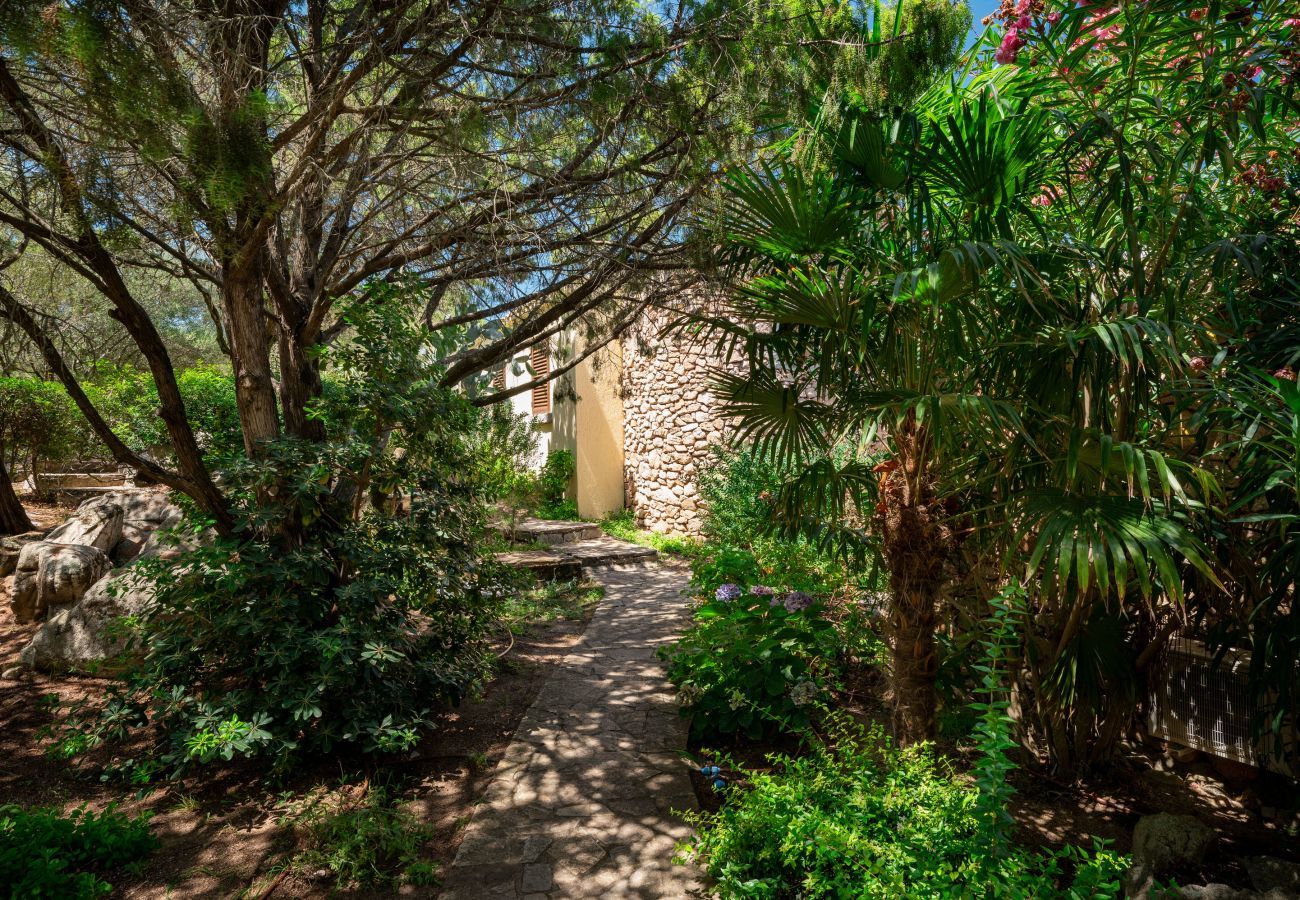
[
  {"xmin": 45, "ymin": 497, "xmax": 124, "ymax": 552},
  {"xmin": 0, "ymin": 531, "xmax": 45, "ymax": 577},
  {"xmin": 1179, "ymin": 887, "xmax": 1260, "ymax": 900},
  {"xmin": 117, "ymin": 490, "xmax": 182, "ymax": 528},
  {"xmin": 1126, "ymin": 813, "xmax": 1217, "ymax": 898},
  {"xmin": 19, "ymin": 569, "xmax": 155, "ymax": 672},
  {"xmin": 1243, "ymin": 856, "xmax": 1300, "ymax": 895},
  {"xmin": 9, "ymin": 542, "xmax": 113, "ymax": 623}
]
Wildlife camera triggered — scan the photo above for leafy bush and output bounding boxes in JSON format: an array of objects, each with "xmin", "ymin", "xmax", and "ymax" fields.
[
  {"xmin": 0, "ymin": 376, "xmax": 83, "ymax": 477},
  {"xmin": 69, "ymin": 299, "xmax": 505, "ymax": 776},
  {"xmin": 683, "ymin": 724, "xmax": 1127, "ymax": 899},
  {"xmin": 696, "ymin": 445, "xmax": 786, "ymax": 549},
  {"xmin": 464, "ymin": 403, "xmax": 538, "ymax": 502},
  {"xmin": 685, "ymin": 585, "xmax": 1126, "ymax": 898},
  {"xmin": 659, "ymin": 588, "xmax": 842, "ymax": 740},
  {"xmin": 285, "ymin": 785, "xmax": 436, "ymax": 890},
  {"xmin": 534, "ymin": 448, "xmax": 577, "ymax": 519},
  {"xmin": 0, "ymin": 803, "xmax": 157, "ymax": 899},
  {"xmin": 82, "ymin": 362, "xmax": 241, "ymax": 463},
  {"xmin": 693, "ymin": 445, "xmax": 870, "ymax": 598}
]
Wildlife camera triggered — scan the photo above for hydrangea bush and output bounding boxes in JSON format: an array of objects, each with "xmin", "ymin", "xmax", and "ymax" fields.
[{"xmin": 659, "ymin": 590, "xmax": 843, "ymax": 740}]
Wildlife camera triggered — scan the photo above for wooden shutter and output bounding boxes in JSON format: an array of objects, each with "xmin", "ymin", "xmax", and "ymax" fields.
[
  {"xmin": 490, "ymin": 364, "xmax": 506, "ymax": 391},
  {"xmin": 530, "ymin": 345, "xmax": 551, "ymax": 415}
]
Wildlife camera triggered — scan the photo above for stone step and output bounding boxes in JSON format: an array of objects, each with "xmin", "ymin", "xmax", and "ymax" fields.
[
  {"xmin": 504, "ymin": 517, "xmax": 603, "ymax": 546},
  {"xmin": 492, "ymin": 549, "xmax": 583, "ymax": 581},
  {"xmin": 565, "ymin": 537, "xmax": 658, "ymax": 569},
  {"xmin": 493, "ymin": 537, "xmax": 656, "ymax": 580}
]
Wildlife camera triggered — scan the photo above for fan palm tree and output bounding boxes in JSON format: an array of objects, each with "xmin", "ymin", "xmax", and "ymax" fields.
[{"xmin": 699, "ymin": 69, "xmax": 1221, "ymax": 752}]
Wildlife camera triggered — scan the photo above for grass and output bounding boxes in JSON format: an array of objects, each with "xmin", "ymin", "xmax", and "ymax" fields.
[
  {"xmin": 599, "ymin": 509, "xmax": 703, "ymax": 558},
  {"xmin": 276, "ymin": 779, "xmax": 436, "ymax": 892},
  {"xmin": 497, "ymin": 578, "xmax": 604, "ymax": 634}
]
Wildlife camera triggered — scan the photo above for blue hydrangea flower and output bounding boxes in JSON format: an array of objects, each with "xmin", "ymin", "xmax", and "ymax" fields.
[
  {"xmin": 749, "ymin": 585, "xmax": 775, "ymax": 597},
  {"xmin": 715, "ymin": 583, "xmax": 742, "ymax": 602},
  {"xmin": 782, "ymin": 591, "xmax": 814, "ymax": 612}
]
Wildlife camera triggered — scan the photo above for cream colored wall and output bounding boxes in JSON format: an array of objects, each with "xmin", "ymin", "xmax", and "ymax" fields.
[{"xmin": 551, "ymin": 339, "xmax": 625, "ymax": 519}]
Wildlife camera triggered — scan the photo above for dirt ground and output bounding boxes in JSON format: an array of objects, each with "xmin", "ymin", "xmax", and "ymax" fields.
[{"xmin": 0, "ymin": 586, "xmax": 597, "ymax": 898}]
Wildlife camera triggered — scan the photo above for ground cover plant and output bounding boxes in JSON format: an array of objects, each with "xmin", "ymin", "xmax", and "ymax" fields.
[
  {"xmin": 683, "ymin": 590, "xmax": 1130, "ymax": 899},
  {"xmin": 0, "ymin": 803, "xmax": 157, "ymax": 899}
]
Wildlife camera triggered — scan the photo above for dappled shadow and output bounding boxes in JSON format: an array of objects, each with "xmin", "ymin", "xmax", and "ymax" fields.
[{"xmin": 438, "ymin": 562, "xmax": 704, "ymax": 898}]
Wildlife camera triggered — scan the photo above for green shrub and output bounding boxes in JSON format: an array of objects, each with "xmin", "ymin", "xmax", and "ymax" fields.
[
  {"xmin": 696, "ymin": 445, "xmax": 786, "ymax": 549},
  {"xmin": 82, "ymin": 362, "xmax": 241, "ymax": 463},
  {"xmin": 66, "ymin": 301, "xmax": 505, "ymax": 776},
  {"xmin": 684, "ymin": 725, "xmax": 1127, "ymax": 899},
  {"xmin": 659, "ymin": 588, "xmax": 842, "ymax": 740},
  {"xmin": 0, "ymin": 376, "xmax": 84, "ymax": 477},
  {"xmin": 534, "ymin": 449, "xmax": 576, "ymax": 519},
  {"xmin": 286, "ymin": 786, "xmax": 436, "ymax": 890},
  {"xmin": 465, "ymin": 403, "xmax": 538, "ymax": 502},
  {"xmin": 0, "ymin": 803, "xmax": 157, "ymax": 899},
  {"xmin": 693, "ymin": 445, "xmax": 870, "ymax": 598},
  {"xmin": 686, "ymin": 586, "xmax": 1127, "ymax": 898}
]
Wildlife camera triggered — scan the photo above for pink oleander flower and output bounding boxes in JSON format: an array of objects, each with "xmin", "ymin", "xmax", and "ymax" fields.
[{"xmin": 996, "ymin": 28, "xmax": 1026, "ymax": 64}]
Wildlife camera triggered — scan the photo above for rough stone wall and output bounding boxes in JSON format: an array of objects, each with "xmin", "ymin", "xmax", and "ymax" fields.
[{"xmin": 621, "ymin": 307, "xmax": 732, "ymax": 535}]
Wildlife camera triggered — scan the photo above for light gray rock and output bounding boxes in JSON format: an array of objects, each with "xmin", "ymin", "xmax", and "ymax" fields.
[
  {"xmin": 20, "ymin": 569, "xmax": 155, "ymax": 672},
  {"xmin": 1133, "ymin": 812, "xmax": 1216, "ymax": 874},
  {"xmin": 117, "ymin": 490, "xmax": 182, "ymax": 528},
  {"xmin": 45, "ymin": 497, "xmax": 124, "ymax": 552},
  {"xmin": 0, "ymin": 531, "xmax": 45, "ymax": 576},
  {"xmin": 1179, "ymin": 886, "xmax": 1255, "ymax": 900},
  {"xmin": 9, "ymin": 542, "xmax": 113, "ymax": 623}
]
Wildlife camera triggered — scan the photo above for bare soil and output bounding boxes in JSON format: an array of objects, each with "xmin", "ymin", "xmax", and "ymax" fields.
[{"xmin": 0, "ymin": 578, "xmax": 597, "ymax": 899}]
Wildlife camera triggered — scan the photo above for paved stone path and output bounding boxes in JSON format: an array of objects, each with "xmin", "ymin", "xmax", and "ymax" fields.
[{"xmin": 439, "ymin": 563, "xmax": 702, "ymax": 899}]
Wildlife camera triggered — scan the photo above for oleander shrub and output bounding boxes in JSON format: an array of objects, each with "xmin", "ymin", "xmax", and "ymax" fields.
[{"xmin": 0, "ymin": 803, "xmax": 157, "ymax": 899}]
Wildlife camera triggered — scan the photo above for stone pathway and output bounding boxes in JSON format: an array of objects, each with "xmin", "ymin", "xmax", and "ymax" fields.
[{"xmin": 439, "ymin": 562, "xmax": 702, "ymax": 899}]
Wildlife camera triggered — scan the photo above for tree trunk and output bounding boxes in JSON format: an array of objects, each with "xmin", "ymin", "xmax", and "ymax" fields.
[
  {"xmin": 890, "ymin": 573, "xmax": 941, "ymax": 744},
  {"xmin": 277, "ymin": 320, "xmax": 325, "ymax": 442},
  {"xmin": 0, "ymin": 456, "xmax": 33, "ymax": 535},
  {"xmin": 874, "ymin": 429, "xmax": 952, "ymax": 745},
  {"xmin": 224, "ymin": 262, "xmax": 282, "ymax": 455}
]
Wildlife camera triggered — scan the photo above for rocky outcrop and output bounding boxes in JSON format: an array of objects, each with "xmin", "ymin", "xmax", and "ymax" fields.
[
  {"xmin": 19, "ymin": 569, "xmax": 155, "ymax": 672},
  {"xmin": 10, "ymin": 542, "xmax": 113, "ymax": 623},
  {"xmin": 621, "ymin": 305, "xmax": 734, "ymax": 536},
  {"xmin": 10, "ymin": 489, "xmax": 184, "ymax": 672}
]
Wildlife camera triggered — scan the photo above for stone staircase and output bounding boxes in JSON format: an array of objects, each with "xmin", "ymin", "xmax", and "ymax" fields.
[{"xmin": 494, "ymin": 518, "xmax": 656, "ymax": 578}]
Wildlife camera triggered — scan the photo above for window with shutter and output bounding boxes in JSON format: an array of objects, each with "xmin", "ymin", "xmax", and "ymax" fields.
[
  {"xmin": 490, "ymin": 364, "xmax": 506, "ymax": 391},
  {"xmin": 530, "ymin": 345, "xmax": 550, "ymax": 415}
]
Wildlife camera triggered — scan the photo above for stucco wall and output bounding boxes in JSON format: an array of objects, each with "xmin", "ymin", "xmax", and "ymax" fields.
[
  {"xmin": 551, "ymin": 340, "xmax": 625, "ymax": 519},
  {"xmin": 621, "ymin": 308, "xmax": 732, "ymax": 535}
]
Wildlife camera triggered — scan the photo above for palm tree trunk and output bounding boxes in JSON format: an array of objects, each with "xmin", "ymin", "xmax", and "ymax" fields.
[{"xmin": 875, "ymin": 430, "xmax": 951, "ymax": 745}]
